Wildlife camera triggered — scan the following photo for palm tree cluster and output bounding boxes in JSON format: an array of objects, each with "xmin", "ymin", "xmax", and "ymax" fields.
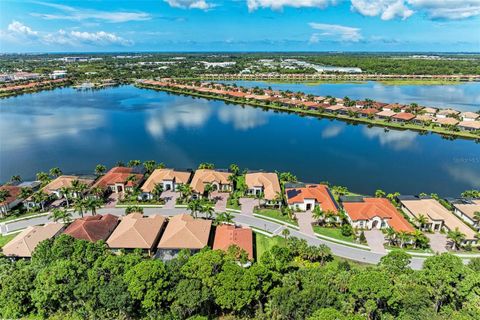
[
  {"xmin": 187, "ymin": 198, "xmax": 214, "ymax": 219},
  {"xmin": 384, "ymin": 227, "xmax": 430, "ymax": 249}
]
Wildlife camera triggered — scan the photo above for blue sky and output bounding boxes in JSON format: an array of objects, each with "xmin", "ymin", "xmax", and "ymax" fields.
[{"xmin": 1, "ymin": 0, "xmax": 479, "ymax": 52}]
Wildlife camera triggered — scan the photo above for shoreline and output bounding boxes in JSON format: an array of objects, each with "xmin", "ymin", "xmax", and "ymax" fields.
[{"xmin": 136, "ymin": 82, "xmax": 480, "ymax": 141}]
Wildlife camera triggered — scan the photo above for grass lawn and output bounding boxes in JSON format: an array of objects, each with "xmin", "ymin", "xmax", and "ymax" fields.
[
  {"xmin": 384, "ymin": 245, "xmax": 433, "ymax": 254},
  {"xmin": 254, "ymin": 233, "xmax": 285, "ymax": 260},
  {"xmin": 0, "ymin": 232, "xmax": 20, "ymax": 248},
  {"xmin": 0, "ymin": 211, "xmax": 46, "ymax": 223},
  {"xmin": 254, "ymin": 209, "xmax": 298, "ymax": 226},
  {"xmin": 313, "ymin": 226, "xmax": 356, "ymax": 243}
]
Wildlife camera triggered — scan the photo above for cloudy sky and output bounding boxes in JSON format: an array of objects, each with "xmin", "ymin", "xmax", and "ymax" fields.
[{"xmin": 1, "ymin": 0, "xmax": 479, "ymax": 52}]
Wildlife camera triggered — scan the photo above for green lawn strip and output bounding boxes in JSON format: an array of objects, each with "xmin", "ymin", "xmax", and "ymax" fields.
[
  {"xmin": 0, "ymin": 211, "xmax": 49, "ymax": 223},
  {"xmin": 137, "ymin": 84, "xmax": 479, "ymax": 140},
  {"xmin": 312, "ymin": 226, "xmax": 370, "ymax": 250},
  {"xmin": 0, "ymin": 232, "xmax": 20, "ymax": 248},
  {"xmin": 116, "ymin": 203, "xmax": 164, "ymax": 208},
  {"xmin": 384, "ymin": 244, "xmax": 434, "ymax": 255},
  {"xmin": 253, "ymin": 209, "xmax": 299, "ymax": 227},
  {"xmin": 254, "ymin": 232, "xmax": 285, "ymax": 260}
]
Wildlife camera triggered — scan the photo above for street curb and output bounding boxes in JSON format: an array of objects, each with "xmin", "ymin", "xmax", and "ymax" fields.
[{"xmin": 252, "ymin": 213, "xmax": 300, "ymax": 230}]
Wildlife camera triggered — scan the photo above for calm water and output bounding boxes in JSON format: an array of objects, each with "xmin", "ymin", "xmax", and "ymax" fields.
[
  {"xmin": 1, "ymin": 85, "xmax": 479, "ymax": 196},
  {"xmin": 221, "ymin": 81, "xmax": 480, "ymax": 112}
]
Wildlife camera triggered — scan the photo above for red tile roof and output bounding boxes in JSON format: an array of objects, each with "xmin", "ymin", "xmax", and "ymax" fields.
[
  {"xmin": 92, "ymin": 167, "xmax": 143, "ymax": 189},
  {"xmin": 343, "ymin": 198, "xmax": 414, "ymax": 233},
  {"xmin": 0, "ymin": 185, "xmax": 21, "ymax": 206},
  {"xmin": 393, "ymin": 112, "xmax": 416, "ymax": 121},
  {"xmin": 358, "ymin": 108, "xmax": 379, "ymax": 115},
  {"xmin": 63, "ymin": 214, "xmax": 118, "ymax": 242},
  {"xmin": 286, "ymin": 184, "xmax": 338, "ymax": 213},
  {"xmin": 213, "ymin": 225, "xmax": 253, "ymax": 259}
]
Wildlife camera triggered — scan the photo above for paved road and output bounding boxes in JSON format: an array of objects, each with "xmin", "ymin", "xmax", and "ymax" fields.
[{"xmin": 1, "ymin": 207, "xmax": 473, "ymax": 270}]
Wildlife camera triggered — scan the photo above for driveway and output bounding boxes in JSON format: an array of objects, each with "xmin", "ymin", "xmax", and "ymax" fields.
[
  {"xmin": 212, "ymin": 192, "xmax": 228, "ymax": 212},
  {"xmin": 295, "ymin": 210, "xmax": 315, "ymax": 236},
  {"xmin": 162, "ymin": 190, "xmax": 179, "ymax": 209},
  {"xmin": 426, "ymin": 233, "xmax": 448, "ymax": 253},
  {"xmin": 105, "ymin": 193, "xmax": 120, "ymax": 208},
  {"xmin": 239, "ymin": 198, "xmax": 259, "ymax": 216},
  {"xmin": 364, "ymin": 229, "xmax": 386, "ymax": 253}
]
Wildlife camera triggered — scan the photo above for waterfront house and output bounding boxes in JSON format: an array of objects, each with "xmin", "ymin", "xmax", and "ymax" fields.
[
  {"xmin": 458, "ymin": 121, "xmax": 480, "ymax": 131},
  {"xmin": 301, "ymin": 101, "xmax": 321, "ymax": 110},
  {"xmin": 0, "ymin": 185, "xmax": 22, "ymax": 216},
  {"xmin": 342, "ymin": 197, "xmax": 414, "ymax": 233},
  {"xmin": 422, "ymin": 107, "xmax": 438, "ymax": 116},
  {"xmin": 2, "ymin": 223, "xmax": 64, "ymax": 258},
  {"xmin": 436, "ymin": 109, "xmax": 460, "ymax": 119},
  {"xmin": 449, "ymin": 199, "xmax": 480, "ymax": 230},
  {"xmin": 42, "ymin": 175, "xmax": 95, "ymax": 199},
  {"xmin": 285, "ymin": 183, "xmax": 338, "ymax": 216},
  {"xmin": 106, "ymin": 213, "xmax": 166, "ymax": 254},
  {"xmin": 325, "ymin": 105, "xmax": 344, "ymax": 113},
  {"xmin": 63, "ymin": 214, "xmax": 119, "ymax": 242},
  {"xmin": 156, "ymin": 214, "xmax": 212, "ymax": 260},
  {"xmin": 92, "ymin": 167, "xmax": 144, "ymax": 194},
  {"xmin": 371, "ymin": 102, "xmax": 388, "ymax": 110},
  {"xmin": 245, "ymin": 172, "xmax": 281, "ymax": 206},
  {"xmin": 414, "ymin": 114, "xmax": 434, "ymax": 124},
  {"xmin": 141, "ymin": 168, "xmax": 192, "ymax": 199},
  {"xmin": 213, "ymin": 224, "xmax": 253, "ymax": 260},
  {"xmin": 460, "ymin": 112, "xmax": 479, "ymax": 122},
  {"xmin": 435, "ymin": 117, "xmax": 459, "ymax": 127},
  {"xmin": 392, "ymin": 112, "xmax": 415, "ymax": 123},
  {"xmin": 357, "ymin": 108, "xmax": 379, "ymax": 118},
  {"xmin": 383, "ymin": 103, "xmax": 402, "ymax": 112},
  {"xmin": 399, "ymin": 196, "xmax": 477, "ymax": 245},
  {"xmin": 375, "ymin": 110, "xmax": 396, "ymax": 120},
  {"xmin": 190, "ymin": 169, "xmax": 232, "ymax": 198}
]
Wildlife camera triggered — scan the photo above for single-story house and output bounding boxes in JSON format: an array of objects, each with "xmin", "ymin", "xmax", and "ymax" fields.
[
  {"xmin": 342, "ymin": 197, "xmax": 414, "ymax": 233},
  {"xmin": 449, "ymin": 199, "xmax": 480, "ymax": 230},
  {"xmin": 458, "ymin": 121, "xmax": 480, "ymax": 131},
  {"xmin": 285, "ymin": 183, "xmax": 339, "ymax": 214},
  {"xmin": 392, "ymin": 112, "xmax": 415, "ymax": 123},
  {"xmin": 375, "ymin": 110, "xmax": 396, "ymax": 120},
  {"xmin": 301, "ymin": 101, "xmax": 321, "ymax": 110},
  {"xmin": 245, "ymin": 172, "xmax": 281, "ymax": 206},
  {"xmin": 383, "ymin": 103, "xmax": 402, "ymax": 112},
  {"xmin": 92, "ymin": 167, "xmax": 144, "ymax": 194},
  {"xmin": 435, "ymin": 117, "xmax": 459, "ymax": 127},
  {"xmin": 106, "ymin": 213, "xmax": 166, "ymax": 253},
  {"xmin": 0, "ymin": 185, "xmax": 22, "ymax": 216},
  {"xmin": 141, "ymin": 168, "xmax": 192, "ymax": 199},
  {"xmin": 42, "ymin": 175, "xmax": 95, "ymax": 199},
  {"xmin": 63, "ymin": 214, "xmax": 119, "ymax": 242},
  {"xmin": 156, "ymin": 214, "xmax": 212, "ymax": 260},
  {"xmin": 460, "ymin": 112, "xmax": 479, "ymax": 122},
  {"xmin": 213, "ymin": 224, "xmax": 253, "ymax": 260},
  {"xmin": 413, "ymin": 114, "xmax": 434, "ymax": 124},
  {"xmin": 422, "ymin": 107, "xmax": 438, "ymax": 116},
  {"xmin": 190, "ymin": 169, "xmax": 232, "ymax": 198},
  {"xmin": 357, "ymin": 108, "xmax": 379, "ymax": 118},
  {"xmin": 2, "ymin": 223, "xmax": 64, "ymax": 258},
  {"xmin": 399, "ymin": 196, "xmax": 477, "ymax": 245},
  {"xmin": 436, "ymin": 109, "xmax": 460, "ymax": 119},
  {"xmin": 325, "ymin": 105, "xmax": 344, "ymax": 113},
  {"xmin": 371, "ymin": 102, "xmax": 388, "ymax": 110}
]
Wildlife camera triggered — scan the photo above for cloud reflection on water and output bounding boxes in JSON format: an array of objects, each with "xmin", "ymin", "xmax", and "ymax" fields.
[{"xmin": 362, "ymin": 127, "xmax": 417, "ymax": 151}]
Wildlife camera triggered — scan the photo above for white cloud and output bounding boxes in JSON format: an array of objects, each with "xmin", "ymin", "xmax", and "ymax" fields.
[
  {"xmin": 407, "ymin": 0, "xmax": 480, "ymax": 20},
  {"xmin": 2, "ymin": 21, "xmax": 133, "ymax": 47},
  {"xmin": 31, "ymin": 1, "xmax": 150, "ymax": 23},
  {"xmin": 351, "ymin": 0, "xmax": 414, "ymax": 20},
  {"xmin": 309, "ymin": 22, "xmax": 362, "ymax": 42},
  {"xmin": 247, "ymin": 0, "xmax": 337, "ymax": 11},
  {"xmin": 164, "ymin": 0, "xmax": 214, "ymax": 10}
]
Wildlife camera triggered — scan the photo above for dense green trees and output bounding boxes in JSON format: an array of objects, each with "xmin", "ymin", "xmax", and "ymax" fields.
[{"xmin": 0, "ymin": 235, "xmax": 479, "ymax": 319}]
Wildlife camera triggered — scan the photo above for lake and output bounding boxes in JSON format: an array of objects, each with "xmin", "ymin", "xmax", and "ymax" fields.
[
  {"xmin": 221, "ymin": 80, "xmax": 480, "ymax": 112},
  {"xmin": 1, "ymin": 85, "xmax": 479, "ymax": 197}
]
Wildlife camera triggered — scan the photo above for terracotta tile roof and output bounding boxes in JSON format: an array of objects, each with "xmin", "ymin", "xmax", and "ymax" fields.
[
  {"xmin": 325, "ymin": 105, "xmax": 344, "ymax": 111},
  {"xmin": 400, "ymin": 198, "xmax": 476, "ymax": 239},
  {"xmin": 392, "ymin": 112, "xmax": 415, "ymax": 121},
  {"xmin": 376, "ymin": 110, "xmax": 396, "ymax": 118},
  {"xmin": 245, "ymin": 172, "xmax": 281, "ymax": 201},
  {"xmin": 286, "ymin": 184, "xmax": 338, "ymax": 212},
  {"xmin": 435, "ymin": 117, "xmax": 459, "ymax": 126},
  {"xmin": 190, "ymin": 169, "xmax": 232, "ymax": 194},
  {"xmin": 422, "ymin": 107, "xmax": 438, "ymax": 114},
  {"xmin": 437, "ymin": 109, "xmax": 460, "ymax": 116},
  {"xmin": 157, "ymin": 214, "xmax": 212, "ymax": 249},
  {"xmin": 358, "ymin": 108, "xmax": 379, "ymax": 115},
  {"xmin": 383, "ymin": 103, "xmax": 403, "ymax": 110},
  {"xmin": 453, "ymin": 200, "xmax": 480, "ymax": 221},
  {"xmin": 301, "ymin": 101, "xmax": 320, "ymax": 108},
  {"xmin": 213, "ymin": 225, "xmax": 253, "ymax": 259},
  {"xmin": 414, "ymin": 114, "xmax": 434, "ymax": 122},
  {"xmin": 460, "ymin": 112, "xmax": 479, "ymax": 120},
  {"xmin": 0, "ymin": 185, "xmax": 21, "ymax": 206},
  {"xmin": 458, "ymin": 121, "xmax": 480, "ymax": 130},
  {"xmin": 343, "ymin": 198, "xmax": 414, "ymax": 233},
  {"xmin": 2, "ymin": 223, "xmax": 64, "ymax": 257},
  {"xmin": 226, "ymin": 91, "xmax": 248, "ymax": 98},
  {"xmin": 107, "ymin": 213, "xmax": 165, "ymax": 249},
  {"xmin": 92, "ymin": 167, "xmax": 143, "ymax": 189},
  {"xmin": 141, "ymin": 169, "xmax": 192, "ymax": 193},
  {"xmin": 42, "ymin": 175, "xmax": 95, "ymax": 195},
  {"xmin": 63, "ymin": 214, "xmax": 119, "ymax": 242}
]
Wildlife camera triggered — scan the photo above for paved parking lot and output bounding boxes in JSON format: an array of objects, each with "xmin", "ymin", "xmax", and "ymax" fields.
[{"xmin": 239, "ymin": 198, "xmax": 259, "ymax": 215}]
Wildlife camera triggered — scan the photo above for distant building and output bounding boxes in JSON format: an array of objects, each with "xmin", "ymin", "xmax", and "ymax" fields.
[
  {"xmin": 50, "ymin": 70, "xmax": 68, "ymax": 79},
  {"xmin": 92, "ymin": 167, "xmax": 144, "ymax": 194}
]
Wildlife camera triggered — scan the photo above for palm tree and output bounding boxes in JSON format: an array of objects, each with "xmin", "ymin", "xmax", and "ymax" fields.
[
  {"xmin": 375, "ymin": 189, "xmax": 386, "ymax": 198},
  {"xmin": 32, "ymin": 191, "xmax": 49, "ymax": 212},
  {"xmin": 73, "ymin": 198, "xmax": 86, "ymax": 218},
  {"xmin": 0, "ymin": 189, "xmax": 11, "ymax": 218},
  {"xmin": 216, "ymin": 211, "xmax": 234, "ymax": 225},
  {"xmin": 10, "ymin": 175, "xmax": 22, "ymax": 184},
  {"xmin": 50, "ymin": 208, "xmax": 72, "ymax": 224},
  {"xmin": 85, "ymin": 198, "xmax": 103, "ymax": 216},
  {"xmin": 203, "ymin": 183, "xmax": 215, "ymax": 199},
  {"xmin": 36, "ymin": 172, "xmax": 51, "ymax": 185},
  {"xmin": 187, "ymin": 199, "xmax": 202, "ymax": 218},
  {"xmin": 59, "ymin": 186, "xmax": 71, "ymax": 207},
  {"xmin": 95, "ymin": 164, "xmax": 107, "ymax": 176},
  {"xmin": 312, "ymin": 206, "xmax": 324, "ymax": 225},
  {"xmin": 19, "ymin": 187, "xmax": 33, "ymax": 200},
  {"xmin": 281, "ymin": 227, "xmax": 290, "ymax": 241},
  {"xmin": 127, "ymin": 160, "xmax": 141, "ymax": 167},
  {"xmin": 143, "ymin": 160, "xmax": 157, "ymax": 174},
  {"xmin": 49, "ymin": 167, "xmax": 63, "ymax": 178},
  {"xmin": 473, "ymin": 211, "xmax": 480, "ymax": 228},
  {"xmin": 385, "ymin": 227, "xmax": 397, "ymax": 246},
  {"xmin": 116, "ymin": 161, "xmax": 125, "ymax": 167},
  {"xmin": 412, "ymin": 230, "xmax": 429, "ymax": 249},
  {"xmin": 151, "ymin": 183, "xmax": 164, "ymax": 201},
  {"xmin": 229, "ymin": 163, "xmax": 239, "ymax": 175},
  {"xmin": 178, "ymin": 184, "xmax": 192, "ymax": 201},
  {"xmin": 71, "ymin": 180, "xmax": 88, "ymax": 199},
  {"xmin": 201, "ymin": 203, "xmax": 215, "ymax": 219},
  {"xmin": 415, "ymin": 214, "xmax": 429, "ymax": 231},
  {"xmin": 447, "ymin": 227, "xmax": 466, "ymax": 251}
]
